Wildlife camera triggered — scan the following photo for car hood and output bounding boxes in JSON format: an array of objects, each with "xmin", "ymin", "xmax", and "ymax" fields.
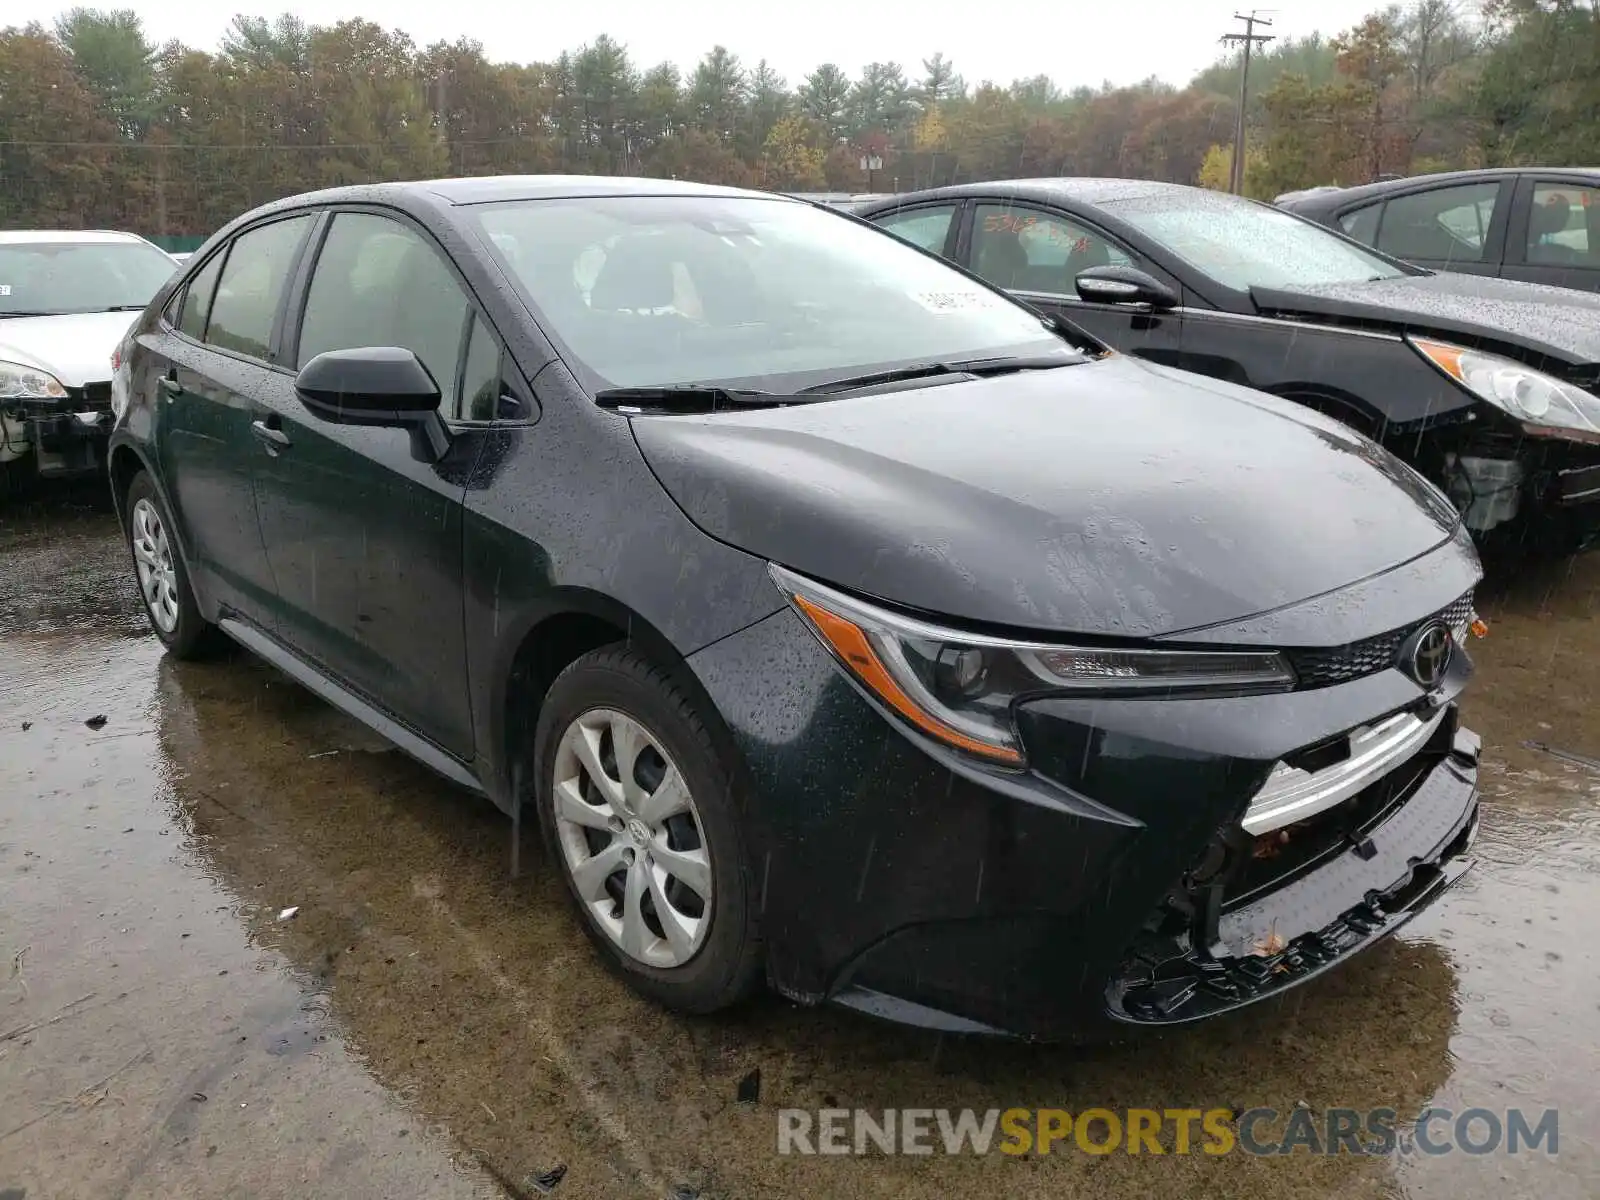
[
  {"xmin": 631, "ymin": 355, "xmax": 1462, "ymax": 639},
  {"xmin": 1253, "ymin": 272, "xmax": 1600, "ymax": 365},
  {"xmin": 0, "ymin": 311, "xmax": 139, "ymax": 386}
]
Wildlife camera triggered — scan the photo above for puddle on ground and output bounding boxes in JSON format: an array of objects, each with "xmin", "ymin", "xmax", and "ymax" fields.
[{"xmin": 2, "ymin": 507, "xmax": 1595, "ymax": 1199}]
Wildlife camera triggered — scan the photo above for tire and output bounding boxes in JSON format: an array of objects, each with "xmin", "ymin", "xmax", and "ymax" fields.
[
  {"xmin": 533, "ymin": 645, "xmax": 763, "ymax": 1013},
  {"xmin": 123, "ymin": 470, "xmax": 225, "ymax": 659}
]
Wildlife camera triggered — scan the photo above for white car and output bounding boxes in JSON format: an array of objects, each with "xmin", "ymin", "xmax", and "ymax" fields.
[{"xmin": 1, "ymin": 230, "xmax": 179, "ymax": 488}]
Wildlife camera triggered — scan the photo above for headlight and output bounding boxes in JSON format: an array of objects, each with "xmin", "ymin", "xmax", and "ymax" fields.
[
  {"xmin": 1410, "ymin": 337, "xmax": 1600, "ymax": 434},
  {"xmin": 0, "ymin": 358, "xmax": 68, "ymax": 401},
  {"xmin": 771, "ymin": 565, "xmax": 1296, "ymax": 766}
]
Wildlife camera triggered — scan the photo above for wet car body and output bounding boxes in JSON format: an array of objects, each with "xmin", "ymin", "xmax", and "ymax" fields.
[
  {"xmin": 854, "ymin": 179, "xmax": 1600, "ymax": 553},
  {"xmin": 110, "ymin": 177, "xmax": 1480, "ymax": 1040}
]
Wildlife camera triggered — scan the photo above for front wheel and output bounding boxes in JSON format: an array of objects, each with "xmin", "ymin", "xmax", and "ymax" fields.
[
  {"xmin": 533, "ymin": 646, "xmax": 763, "ymax": 1013},
  {"xmin": 124, "ymin": 470, "xmax": 224, "ymax": 659}
]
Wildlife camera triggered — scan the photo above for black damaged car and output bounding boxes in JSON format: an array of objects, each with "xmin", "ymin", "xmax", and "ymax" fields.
[
  {"xmin": 856, "ymin": 179, "xmax": 1600, "ymax": 554},
  {"xmin": 109, "ymin": 177, "xmax": 1481, "ymax": 1038}
]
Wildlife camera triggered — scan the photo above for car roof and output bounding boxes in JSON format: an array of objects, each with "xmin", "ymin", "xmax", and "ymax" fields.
[
  {"xmin": 0, "ymin": 229, "xmax": 155, "ymax": 245},
  {"xmin": 1284, "ymin": 166, "xmax": 1600, "ymax": 212},
  {"xmin": 861, "ymin": 177, "xmax": 1200, "ymax": 209},
  {"xmin": 264, "ymin": 175, "xmax": 790, "ymax": 210}
]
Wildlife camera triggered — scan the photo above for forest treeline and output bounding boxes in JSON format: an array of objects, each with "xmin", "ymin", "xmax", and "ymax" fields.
[{"xmin": 1, "ymin": 0, "xmax": 1595, "ymax": 235}]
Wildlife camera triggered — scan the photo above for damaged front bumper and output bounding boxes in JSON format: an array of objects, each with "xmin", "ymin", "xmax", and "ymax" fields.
[
  {"xmin": 1108, "ymin": 715, "xmax": 1479, "ymax": 1025},
  {"xmin": 2, "ymin": 385, "xmax": 115, "ymax": 479},
  {"xmin": 1440, "ymin": 425, "xmax": 1600, "ymax": 549}
]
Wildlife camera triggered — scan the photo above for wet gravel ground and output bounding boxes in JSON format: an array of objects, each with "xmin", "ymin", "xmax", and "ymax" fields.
[{"xmin": 1, "ymin": 488, "xmax": 1596, "ymax": 1199}]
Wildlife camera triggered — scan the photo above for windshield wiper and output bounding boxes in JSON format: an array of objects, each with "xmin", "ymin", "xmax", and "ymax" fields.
[
  {"xmin": 798, "ymin": 354, "xmax": 1080, "ymax": 396},
  {"xmin": 594, "ymin": 385, "xmax": 797, "ymax": 413},
  {"xmin": 0, "ymin": 310, "xmax": 55, "ymax": 318},
  {"xmin": 100, "ymin": 304, "xmax": 147, "ymax": 312}
]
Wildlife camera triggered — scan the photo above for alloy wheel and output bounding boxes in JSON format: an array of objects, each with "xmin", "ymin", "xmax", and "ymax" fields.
[
  {"xmin": 130, "ymin": 497, "xmax": 180, "ymax": 634},
  {"xmin": 551, "ymin": 707, "xmax": 713, "ymax": 968}
]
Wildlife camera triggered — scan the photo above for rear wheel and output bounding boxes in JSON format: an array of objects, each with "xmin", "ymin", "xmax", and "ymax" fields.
[
  {"xmin": 533, "ymin": 646, "xmax": 762, "ymax": 1012},
  {"xmin": 124, "ymin": 470, "xmax": 224, "ymax": 659}
]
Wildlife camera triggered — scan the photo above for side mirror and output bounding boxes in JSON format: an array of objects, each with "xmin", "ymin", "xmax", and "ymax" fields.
[
  {"xmin": 1074, "ymin": 265, "xmax": 1179, "ymax": 310},
  {"xmin": 294, "ymin": 346, "xmax": 450, "ymax": 462}
]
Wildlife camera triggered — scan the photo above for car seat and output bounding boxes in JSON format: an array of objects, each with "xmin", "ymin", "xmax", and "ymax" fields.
[
  {"xmin": 1528, "ymin": 197, "xmax": 1579, "ymax": 265},
  {"xmin": 590, "ymin": 237, "xmax": 680, "ymax": 313},
  {"xmin": 976, "ymin": 232, "xmax": 1028, "ymax": 290}
]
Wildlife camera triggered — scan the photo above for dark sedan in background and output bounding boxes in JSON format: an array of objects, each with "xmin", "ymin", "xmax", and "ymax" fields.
[
  {"xmin": 109, "ymin": 175, "xmax": 1481, "ymax": 1039},
  {"xmin": 1278, "ymin": 167, "xmax": 1600, "ymax": 293},
  {"xmin": 856, "ymin": 179, "xmax": 1600, "ymax": 552}
]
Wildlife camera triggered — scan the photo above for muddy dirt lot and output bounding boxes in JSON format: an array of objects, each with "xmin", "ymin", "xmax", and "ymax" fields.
[{"xmin": 2, "ymin": 489, "xmax": 1596, "ymax": 1200}]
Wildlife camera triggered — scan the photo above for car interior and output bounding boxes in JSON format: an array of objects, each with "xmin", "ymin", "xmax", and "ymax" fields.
[
  {"xmin": 1526, "ymin": 191, "xmax": 1599, "ymax": 266},
  {"xmin": 973, "ymin": 221, "xmax": 1119, "ymax": 295}
]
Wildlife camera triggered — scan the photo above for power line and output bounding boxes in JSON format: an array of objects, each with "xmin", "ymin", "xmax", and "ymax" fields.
[{"xmin": 1220, "ymin": 10, "xmax": 1275, "ymax": 195}]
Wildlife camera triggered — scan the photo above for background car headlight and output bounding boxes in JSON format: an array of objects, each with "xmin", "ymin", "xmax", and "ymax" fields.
[
  {"xmin": 1410, "ymin": 337, "xmax": 1600, "ymax": 434},
  {"xmin": 110, "ymin": 345, "xmax": 130, "ymax": 420},
  {"xmin": 770, "ymin": 565, "xmax": 1296, "ymax": 766},
  {"xmin": 0, "ymin": 358, "xmax": 68, "ymax": 401}
]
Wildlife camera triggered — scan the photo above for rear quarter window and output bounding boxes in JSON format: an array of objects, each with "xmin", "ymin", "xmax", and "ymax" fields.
[{"xmin": 1338, "ymin": 204, "xmax": 1382, "ymax": 246}]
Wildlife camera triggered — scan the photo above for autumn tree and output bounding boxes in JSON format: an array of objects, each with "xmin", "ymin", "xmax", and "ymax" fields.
[
  {"xmin": 758, "ymin": 115, "xmax": 825, "ymax": 189},
  {"xmin": 4, "ymin": 4, "xmax": 1595, "ymax": 234},
  {"xmin": 1197, "ymin": 142, "xmax": 1269, "ymax": 196}
]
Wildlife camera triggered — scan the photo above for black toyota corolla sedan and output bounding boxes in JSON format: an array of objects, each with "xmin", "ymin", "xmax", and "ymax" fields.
[
  {"xmin": 108, "ymin": 176, "xmax": 1482, "ymax": 1039},
  {"xmin": 855, "ymin": 179, "xmax": 1600, "ymax": 553}
]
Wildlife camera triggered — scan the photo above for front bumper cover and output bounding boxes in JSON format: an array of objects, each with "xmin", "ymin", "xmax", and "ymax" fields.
[
  {"xmin": 5, "ymin": 389, "xmax": 113, "ymax": 478},
  {"xmin": 687, "ymin": 593, "xmax": 1485, "ymax": 1042},
  {"xmin": 1108, "ymin": 722, "xmax": 1478, "ymax": 1025}
]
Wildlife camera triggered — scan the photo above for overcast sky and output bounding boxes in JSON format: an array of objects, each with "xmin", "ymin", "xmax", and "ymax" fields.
[{"xmin": 14, "ymin": 0, "xmax": 1386, "ymax": 89}]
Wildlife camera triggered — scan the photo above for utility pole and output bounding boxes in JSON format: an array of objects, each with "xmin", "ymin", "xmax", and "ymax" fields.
[{"xmin": 1221, "ymin": 11, "xmax": 1274, "ymax": 195}]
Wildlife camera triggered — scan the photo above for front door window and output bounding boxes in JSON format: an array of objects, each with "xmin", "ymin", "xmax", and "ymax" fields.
[{"xmin": 970, "ymin": 205, "xmax": 1132, "ymax": 295}]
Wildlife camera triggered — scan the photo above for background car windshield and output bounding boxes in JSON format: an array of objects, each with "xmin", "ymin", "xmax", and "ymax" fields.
[
  {"xmin": 1104, "ymin": 195, "xmax": 1408, "ymax": 292},
  {"xmin": 0, "ymin": 241, "xmax": 177, "ymax": 315},
  {"xmin": 470, "ymin": 196, "xmax": 1077, "ymax": 391}
]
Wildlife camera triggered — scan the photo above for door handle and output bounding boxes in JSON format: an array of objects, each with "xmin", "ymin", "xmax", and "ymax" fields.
[
  {"xmin": 250, "ymin": 418, "xmax": 290, "ymax": 454},
  {"xmin": 157, "ymin": 369, "xmax": 179, "ymax": 399}
]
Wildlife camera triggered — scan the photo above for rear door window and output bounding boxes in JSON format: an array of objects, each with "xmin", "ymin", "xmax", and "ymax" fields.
[
  {"xmin": 204, "ymin": 216, "xmax": 313, "ymax": 360},
  {"xmin": 1374, "ymin": 183, "xmax": 1500, "ymax": 265},
  {"xmin": 872, "ymin": 205, "xmax": 958, "ymax": 257},
  {"xmin": 1525, "ymin": 183, "xmax": 1600, "ymax": 267}
]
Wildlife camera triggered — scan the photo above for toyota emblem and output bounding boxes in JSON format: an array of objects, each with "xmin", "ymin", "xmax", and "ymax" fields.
[{"xmin": 1403, "ymin": 622, "xmax": 1453, "ymax": 688}]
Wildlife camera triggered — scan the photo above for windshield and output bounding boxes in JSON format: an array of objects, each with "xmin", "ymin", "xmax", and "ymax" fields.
[
  {"xmin": 1103, "ymin": 194, "xmax": 1409, "ymax": 293},
  {"xmin": 469, "ymin": 195, "xmax": 1079, "ymax": 392},
  {"xmin": 0, "ymin": 240, "xmax": 177, "ymax": 316}
]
